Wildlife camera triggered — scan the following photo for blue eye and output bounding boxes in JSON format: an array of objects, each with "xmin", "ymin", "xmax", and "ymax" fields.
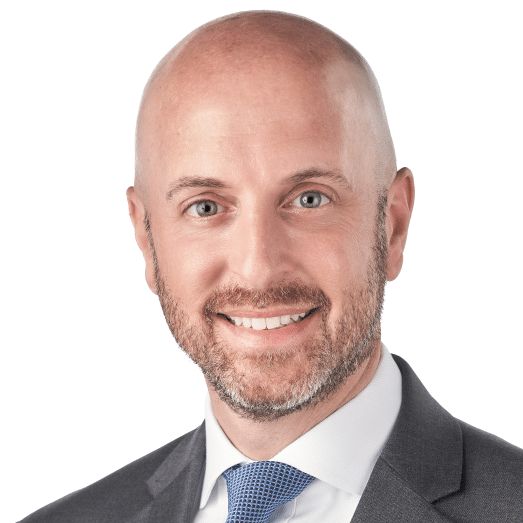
[
  {"xmin": 187, "ymin": 200, "xmax": 224, "ymax": 217},
  {"xmin": 291, "ymin": 191, "xmax": 330, "ymax": 208}
]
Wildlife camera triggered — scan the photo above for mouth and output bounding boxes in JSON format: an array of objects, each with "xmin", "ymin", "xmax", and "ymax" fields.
[{"xmin": 217, "ymin": 307, "xmax": 319, "ymax": 330}]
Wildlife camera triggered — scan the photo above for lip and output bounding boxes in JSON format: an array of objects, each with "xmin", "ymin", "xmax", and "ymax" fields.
[
  {"xmin": 219, "ymin": 307, "xmax": 314, "ymax": 319},
  {"xmin": 214, "ymin": 307, "xmax": 321, "ymax": 348}
]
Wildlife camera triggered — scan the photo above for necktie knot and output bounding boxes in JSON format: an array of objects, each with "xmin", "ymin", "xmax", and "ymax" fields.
[{"xmin": 222, "ymin": 461, "xmax": 314, "ymax": 523}]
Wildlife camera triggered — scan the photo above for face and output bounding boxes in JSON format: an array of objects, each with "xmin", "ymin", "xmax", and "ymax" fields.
[{"xmin": 135, "ymin": 59, "xmax": 391, "ymax": 421}]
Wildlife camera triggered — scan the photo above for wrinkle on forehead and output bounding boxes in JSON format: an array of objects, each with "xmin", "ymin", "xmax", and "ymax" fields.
[{"xmin": 135, "ymin": 11, "xmax": 396, "ymax": 204}]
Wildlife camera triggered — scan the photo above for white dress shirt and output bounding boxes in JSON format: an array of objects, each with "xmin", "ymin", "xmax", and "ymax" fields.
[{"xmin": 192, "ymin": 344, "xmax": 402, "ymax": 522}]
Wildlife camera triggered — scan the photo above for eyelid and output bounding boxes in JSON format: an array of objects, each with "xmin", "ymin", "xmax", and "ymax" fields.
[
  {"xmin": 185, "ymin": 198, "xmax": 225, "ymax": 217},
  {"xmin": 288, "ymin": 189, "xmax": 332, "ymax": 208},
  {"xmin": 181, "ymin": 186, "xmax": 333, "ymax": 216}
]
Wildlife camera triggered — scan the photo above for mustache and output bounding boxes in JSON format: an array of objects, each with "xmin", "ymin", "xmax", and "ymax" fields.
[{"xmin": 204, "ymin": 279, "xmax": 331, "ymax": 314}]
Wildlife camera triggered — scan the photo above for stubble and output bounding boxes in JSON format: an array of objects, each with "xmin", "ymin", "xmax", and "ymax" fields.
[{"xmin": 145, "ymin": 192, "xmax": 388, "ymax": 421}]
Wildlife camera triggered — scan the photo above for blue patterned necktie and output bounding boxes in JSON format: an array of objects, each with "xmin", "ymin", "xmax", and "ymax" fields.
[{"xmin": 222, "ymin": 461, "xmax": 315, "ymax": 523}]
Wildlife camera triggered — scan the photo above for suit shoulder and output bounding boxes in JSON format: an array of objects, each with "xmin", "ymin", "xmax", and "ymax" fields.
[
  {"xmin": 460, "ymin": 420, "xmax": 523, "ymax": 472},
  {"xmin": 19, "ymin": 425, "xmax": 204, "ymax": 523},
  {"xmin": 436, "ymin": 420, "xmax": 523, "ymax": 521}
]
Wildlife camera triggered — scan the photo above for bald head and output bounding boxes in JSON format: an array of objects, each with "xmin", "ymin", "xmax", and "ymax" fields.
[
  {"xmin": 126, "ymin": 13, "xmax": 414, "ymax": 429},
  {"xmin": 134, "ymin": 11, "xmax": 396, "ymax": 204}
]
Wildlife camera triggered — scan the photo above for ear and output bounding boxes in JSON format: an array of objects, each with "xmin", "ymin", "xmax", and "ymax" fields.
[
  {"xmin": 126, "ymin": 187, "xmax": 158, "ymax": 295},
  {"xmin": 385, "ymin": 167, "xmax": 415, "ymax": 281}
]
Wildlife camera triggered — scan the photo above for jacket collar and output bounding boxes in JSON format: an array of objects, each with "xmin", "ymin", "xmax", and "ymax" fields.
[
  {"xmin": 352, "ymin": 355, "xmax": 463, "ymax": 522},
  {"xmin": 142, "ymin": 423, "xmax": 206, "ymax": 523},
  {"xmin": 385, "ymin": 355, "xmax": 462, "ymax": 501},
  {"xmin": 141, "ymin": 355, "xmax": 463, "ymax": 522}
]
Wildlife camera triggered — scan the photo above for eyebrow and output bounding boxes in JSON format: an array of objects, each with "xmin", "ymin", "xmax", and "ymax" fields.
[
  {"xmin": 166, "ymin": 177, "xmax": 230, "ymax": 200},
  {"xmin": 282, "ymin": 168, "xmax": 352, "ymax": 192},
  {"xmin": 165, "ymin": 168, "xmax": 351, "ymax": 200}
]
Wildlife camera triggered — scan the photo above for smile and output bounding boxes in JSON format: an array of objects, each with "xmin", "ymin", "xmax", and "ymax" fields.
[{"xmin": 218, "ymin": 308, "xmax": 318, "ymax": 330}]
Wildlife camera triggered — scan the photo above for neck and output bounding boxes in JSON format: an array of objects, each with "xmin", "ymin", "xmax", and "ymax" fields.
[{"xmin": 207, "ymin": 340, "xmax": 382, "ymax": 461}]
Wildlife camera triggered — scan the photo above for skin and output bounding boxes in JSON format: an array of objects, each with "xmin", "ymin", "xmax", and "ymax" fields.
[{"xmin": 127, "ymin": 12, "xmax": 414, "ymax": 460}]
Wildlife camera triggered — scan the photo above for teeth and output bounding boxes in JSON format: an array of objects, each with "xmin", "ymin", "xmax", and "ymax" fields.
[
  {"xmin": 226, "ymin": 310, "xmax": 313, "ymax": 330},
  {"xmin": 265, "ymin": 317, "xmax": 281, "ymax": 330},
  {"xmin": 251, "ymin": 318, "xmax": 266, "ymax": 330}
]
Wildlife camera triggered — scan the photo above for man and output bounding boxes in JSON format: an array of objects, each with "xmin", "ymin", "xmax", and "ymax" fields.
[{"xmin": 20, "ymin": 10, "xmax": 523, "ymax": 523}]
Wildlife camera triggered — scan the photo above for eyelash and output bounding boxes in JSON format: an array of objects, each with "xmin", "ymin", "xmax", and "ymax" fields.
[
  {"xmin": 185, "ymin": 200, "xmax": 225, "ymax": 217},
  {"xmin": 185, "ymin": 190, "xmax": 332, "ymax": 218}
]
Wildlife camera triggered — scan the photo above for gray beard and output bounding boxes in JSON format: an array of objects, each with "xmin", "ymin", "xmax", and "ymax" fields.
[{"xmin": 146, "ymin": 192, "xmax": 388, "ymax": 422}]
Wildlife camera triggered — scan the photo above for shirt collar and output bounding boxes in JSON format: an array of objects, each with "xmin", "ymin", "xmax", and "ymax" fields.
[
  {"xmin": 200, "ymin": 343, "xmax": 402, "ymax": 508},
  {"xmin": 200, "ymin": 394, "xmax": 253, "ymax": 508}
]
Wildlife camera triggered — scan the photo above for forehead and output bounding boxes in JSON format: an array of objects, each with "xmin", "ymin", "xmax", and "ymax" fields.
[{"xmin": 138, "ymin": 54, "xmax": 378, "ymax": 194}]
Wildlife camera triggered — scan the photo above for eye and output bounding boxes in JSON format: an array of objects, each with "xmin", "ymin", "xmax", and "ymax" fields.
[
  {"xmin": 290, "ymin": 191, "xmax": 331, "ymax": 209},
  {"xmin": 186, "ymin": 200, "xmax": 224, "ymax": 217}
]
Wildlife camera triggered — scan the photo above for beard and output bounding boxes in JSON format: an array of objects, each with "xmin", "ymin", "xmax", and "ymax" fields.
[{"xmin": 145, "ymin": 192, "xmax": 388, "ymax": 422}]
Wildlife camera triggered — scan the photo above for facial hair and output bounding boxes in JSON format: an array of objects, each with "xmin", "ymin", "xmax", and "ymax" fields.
[{"xmin": 145, "ymin": 192, "xmax": 388, "ymax": 422}]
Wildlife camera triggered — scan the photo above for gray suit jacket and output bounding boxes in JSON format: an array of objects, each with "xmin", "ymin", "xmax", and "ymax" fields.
[{"xmin": 20, "ymin": 355, "xmax": 523, "ymax": 522}]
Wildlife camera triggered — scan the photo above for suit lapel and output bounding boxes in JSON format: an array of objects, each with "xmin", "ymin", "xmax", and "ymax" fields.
[
  {"xmin": 353, "ymin": 355, "xmax": 463, "ymax": 522},
  {"xmin": 131, "ymin": 356, "xmax": 463, "ymax": 522},
  {"xmin": 352, "ymin": 458, "xmax": 455, "ymax": 522},
  {"xmin": 142, "ymin": 422, "xmax": 206, "ymax": 523}
]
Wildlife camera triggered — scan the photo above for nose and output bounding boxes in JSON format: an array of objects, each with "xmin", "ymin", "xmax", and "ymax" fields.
[{"xmin": 227, "ymin": 202, "xmax": 296, "ymax": 289}]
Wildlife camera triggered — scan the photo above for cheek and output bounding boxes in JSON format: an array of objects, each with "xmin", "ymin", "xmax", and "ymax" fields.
[
  {"xmin": 156, "ymin": 228, "xmax": 227, "ymax": 306},
  {"xmin": 308, "ymin": 221, "xmax": 368, "ymax": 275},
  {"xmin": 303, "ymin": 222, "xmax": 373, "ymax": 314},
  {"xmin": 310, "ymin": 230, "xmax": 360, "ymax": 296},
  {"xmin": 152, "ymin": 201, "xmax": 374, "ymax": 310}
]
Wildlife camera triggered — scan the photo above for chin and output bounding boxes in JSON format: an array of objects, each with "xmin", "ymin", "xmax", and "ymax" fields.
[{"xmin": 204, "ymin": 334, "xmax": 374, "ymax": 422}]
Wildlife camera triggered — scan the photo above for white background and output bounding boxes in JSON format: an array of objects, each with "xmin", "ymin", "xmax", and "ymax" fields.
[{"xmin": 3, "ymin": 1, "xmax": 522, "ymax": 521}]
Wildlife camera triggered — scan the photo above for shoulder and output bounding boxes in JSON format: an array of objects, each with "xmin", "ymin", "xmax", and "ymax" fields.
[
  {"xmin": 435, "ymin": 420, "xmax": 523, "ymax": 520},
  {"xmin": 18, "ymin": 424, "xmax": 205, "ymax": 523},
  {"xmin": 390, "ymin": 354, "xmax": 523, "ymax": 521},
  {"xmin": 460, "ymin": 420, "xmax": 523, "ymax": 493},
  {"xmin": 460, "ymin": 420, "xmax": 523, "ymax": 473}
]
